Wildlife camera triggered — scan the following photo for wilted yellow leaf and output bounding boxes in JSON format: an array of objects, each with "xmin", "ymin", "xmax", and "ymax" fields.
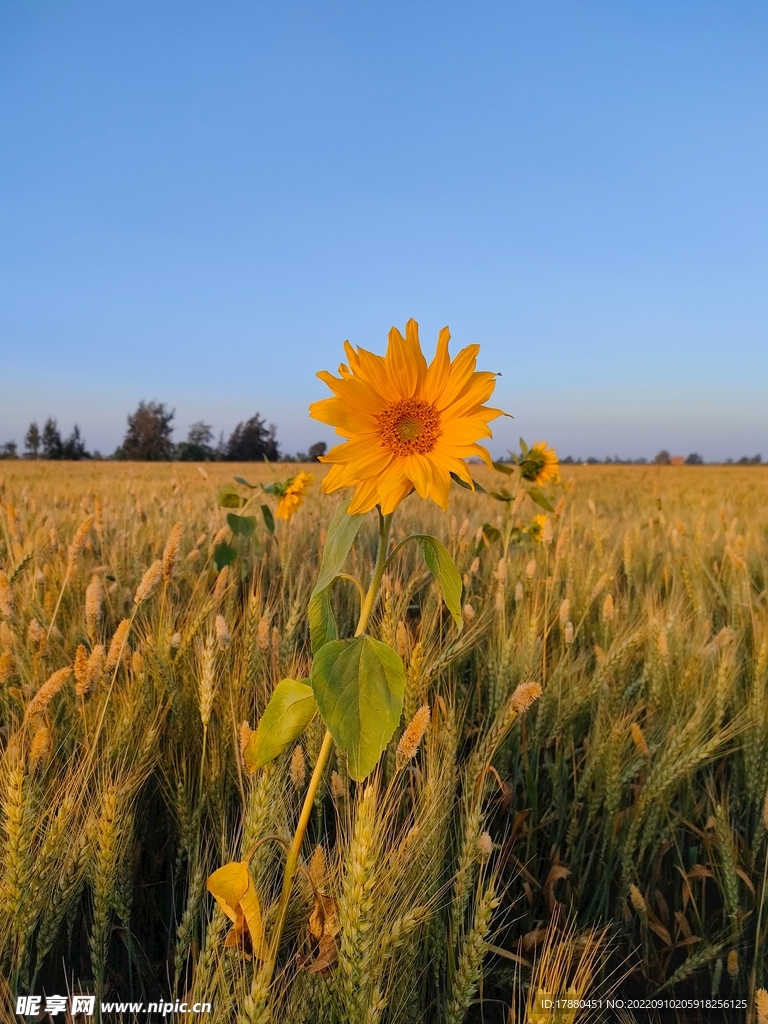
[{"xmin": 207, "ymin": 860, "xmax": 268, "ymax": 960}]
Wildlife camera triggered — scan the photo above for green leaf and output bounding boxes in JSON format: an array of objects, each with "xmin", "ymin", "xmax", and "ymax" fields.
[
  {"xmin": 305, "ymin": 499, "xmax": 365, "ymax": 654},
  {"xmin": 244, "ymin": 679, "xmax": 318, "ymax": 770},
  {"xmin": 218, "ymin": 484, "xmax": 245, "ymax": 509},
  {"xmin": 213, "ymin": 542, "xmax": 237, "ymax": 571},
  {"xmin": 489, "ymin": 488, "xmax": 513, "ymax": 502},
  {"xmin": 227, "ymin": 513, "xmax": 257, "ymax": 538},
  {"xmin": 234, "ymin": 476, "xmax": 258, "ymax": 489},
  {"xmin": 519, "ymin": 437, "xmax": 529, "ymax": 456},
  {"xmin": 449, "ymin": 471, "xmax": 487, "ymax": 494},
  {"xmin": 308, "ymin": 589, "xmax": 338, "ymax": 654},
  {"xmin": 311, "ymin": 499, "xmax": 365, "ymax": 599},
  {"xmin": 311, "ymin": 636, "xmax": 405, "ymax": 781},
  {"xmin": 492, "ymin": 461, "xmax": 515, "ymax": 476},
  {"xmin": 527, "ymin": 486, "xmax": 554, "ymax": 513},
  {"xmin": 260, "ymin": 505, "xmax": 275, "ymax": 535},
  {"xmin": 414, "ymin": 535, "xmax": 463, "ymax": 630},
  {"xmin": 450, "ymin": 471, "xmax": 472, "ymax": 490}
]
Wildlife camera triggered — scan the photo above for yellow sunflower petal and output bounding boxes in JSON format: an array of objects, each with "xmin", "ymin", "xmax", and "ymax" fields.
[
  {"xmin": 345, "ymin": 343, "xmax": 391, "ymax": 401},
  {"xmin": 434, "ymin": 344, "xmax": 480, "ymax": 411},
  {"xmin": 321, "ymin": 463, "xmax": 348, "ymax": 494},
  {"xmin": 308, "ymin": 397, "xmax": 378, "ymax": 436},
  {"xmin": 442, "ymin": 372, "xmax": 500, "ymax": 419},
  {"xmin": 385, "ymin": 321, "xmax": 427, "ymax": 400},
  {"xmin": 323, "ymin": 435, "xmax": 393, "ymax": 480},
  {"xmin": 439, "ymin": 417, "xmax": 495, "ymax": 445},
  {"xmin": 404, "ymin": 453, "xmax": 434, "ymax": 498},
  {"xmin": 380, "ymin": 478, "xmax": 413, "ymax": 515},
  {"xmin": 421, "ymin": 326, "xmax": 451, "ymax": 403},
  {"xmin": 348, "ymin": 476, "xmax": 385, "ymax": 514},
  {"xmin": 427, "ymin": 469, "xmax": 452, "ymax": 509}
]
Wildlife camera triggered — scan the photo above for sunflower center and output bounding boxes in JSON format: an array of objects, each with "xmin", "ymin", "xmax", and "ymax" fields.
[{"xmin": 378, "ymin": 399, "xmax": 440, "ymax": 455}]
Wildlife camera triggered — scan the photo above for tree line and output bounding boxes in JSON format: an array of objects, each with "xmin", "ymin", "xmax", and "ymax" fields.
[
  {"xmin": 0, "ymin": 400, "xmax": 327, "ymax": 462},
  {"xmin": 559, "ymin": 450, "xmax": 762, "ymax": 466}
]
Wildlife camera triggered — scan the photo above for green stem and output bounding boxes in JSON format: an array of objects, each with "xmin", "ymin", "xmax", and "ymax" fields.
[
  {"xmin": 263, "ymin": 728, "xmax": 334, "ymax": 981},
  {"xmin": 261, "ymin": 507, "xmax": 393, "ymax": 988},
  {"xmin": 356, "ymin": 511, "xmax": 393, "ymax": 637}
]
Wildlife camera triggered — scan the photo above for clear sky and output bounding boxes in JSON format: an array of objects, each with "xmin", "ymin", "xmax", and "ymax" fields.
[{"xmin": 1, "ymin": 1, "xmax": 766, "ymax": 461}]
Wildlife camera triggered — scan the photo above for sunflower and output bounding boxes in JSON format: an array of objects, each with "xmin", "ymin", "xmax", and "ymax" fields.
[
  {"xmin": 521, "ymin": 441, "xmax": 559, "ymax": 485},
  {"xmin": 309, "ymin": 320, "xmax": 503, "ymax": 514},
  {"xmin": 528, "ymin": 514, "xmax": 548, "ymax": 542},
  {"xmin": 275, "ymin": 472, "xmax": 314, "ymax": 520}
]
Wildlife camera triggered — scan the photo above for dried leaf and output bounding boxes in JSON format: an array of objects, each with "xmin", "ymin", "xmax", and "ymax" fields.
[
  {"xmin": 207, "ymin": 861, "xmax": 268, "ymax": 960},
  {"xmin": 305, "ymin": 892, "xmax": 340, "ymax": 974}
]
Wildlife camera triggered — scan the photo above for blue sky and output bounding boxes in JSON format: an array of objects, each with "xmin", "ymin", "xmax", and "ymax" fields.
[{"xmin": 1, "ymin": 1, "xmax": 766, "ymax": 460}]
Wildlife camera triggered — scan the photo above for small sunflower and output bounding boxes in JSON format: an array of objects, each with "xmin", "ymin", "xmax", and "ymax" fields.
[
  {"xmin": 275, "ymin": 472, "xmax": 314, "ymax": 521},
  {"xmin": 521, "ymin": 441, "xmax": 559, "ymax": 485},
  {"xmin": 528, "ymin": 514, "xmax": 548, "ymax": 542},
  {"xmin": 309, "ymin": 319, "xmax": 503, "ymax": 514}
]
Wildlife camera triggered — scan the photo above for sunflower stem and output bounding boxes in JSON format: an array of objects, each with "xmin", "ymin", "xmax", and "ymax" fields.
[
  {"xmin": 261, "ymin": 507, "xmax": 393, "ymax": 991},
  {"xmin": 355, "ymin": 510, "xmax": 394, "ymax": 637}
]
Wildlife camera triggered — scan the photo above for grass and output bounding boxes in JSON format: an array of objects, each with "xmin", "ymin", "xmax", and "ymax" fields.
[{"xmin": 0, "ymin": 460, "xmax": 766, "ymax": 1023}]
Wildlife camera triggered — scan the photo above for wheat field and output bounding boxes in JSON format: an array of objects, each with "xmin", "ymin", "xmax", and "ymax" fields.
[{"xmin": 0, "ymin": 460, "xmax": 766, "ymax": 1024}]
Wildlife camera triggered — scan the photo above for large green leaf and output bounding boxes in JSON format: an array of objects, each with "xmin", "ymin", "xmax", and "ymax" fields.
[
  {"xmin": 213, "ymin": 542, "xmax": 237, "ymax": 571},
  {"xmin": 414, "ymin": 535, "xmax": 463, "ymax": 631},
  {"xmin": 218, "ymin": 484, "xmax": 245, "ymax": 509},
  {"xmin": 311, "ymin": 636, "xmax": 405, "ymax": 781},
  {"xmin": 260, "ymin": 505, "xmax": 275, "ymax": 535},
  {"xmin": 311, "ymin": 499, "xmax": 365, "ymax": 599},
  {"xmin": 227, "ymin": 513, "xmax": 257, "ymax": 539},
  {"xmin": 308, "ymin": 589, "xmax": 338, "ymax": 654},
  {"xmin": 527, "ymin": 486, "xmax": 554, "ymax": 513},
  {"xmin": 243, "ymin": 679, "xmax": 318, "ymax": 771},
  {"xmin": 306, "ymin": 499, "xmax": 365, "ymax": 653}
]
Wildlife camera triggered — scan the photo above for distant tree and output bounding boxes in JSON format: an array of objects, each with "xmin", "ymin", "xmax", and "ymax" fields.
[
  {"xmin": 635, "ymin": 458, "xmax": 648, "ymax": 464},
  {"xmin": 178, "ymin": 421, "xmax": 217, "ymax": 461},
  {"xmin": 685, "ymin": 453, "xmax": 704, "ymax": 465},
  {"xmin": 0, "ymin": 441, "xmax": 18, "ymax": 459},
  {"xmin": 188, "ymin": 421, "xmax": 213, "ymax": 446},
  {"xmin": 62, "ymin": 425, "xmax": 89, "ymax": 460},
  {"xmin": 25, "ymin": 422, "xmax": 41, "ymax": 458},
  {"xmin": 308, "ymin": 441, "xmax": 327, "ymax": 461},
  {"xmin": 119, "ymin": 401, "xmax": 175, "ymax": 461},
  {"xmin": 226, "ymin": 414, "xmax": 279, "ymax": 462},
  {"xmin": 42, "ymin": 418, "xmax": 64, "ymax": 459},
  {"xmin": 654, "ymin": 450, "xmax": 671, "ymax": 465}
]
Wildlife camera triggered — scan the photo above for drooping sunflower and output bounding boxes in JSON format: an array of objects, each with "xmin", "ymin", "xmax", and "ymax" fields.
[
  {"xmin": 309, "ymin": 320, "xmax": 503, "ymax": 514},
  {"xmin": 527, "ymin": 514, "xmax": 549, "ymax": 542},
  {"xmin": 521, "ymin": 441, "xmax": 559, "ymax": 485},
  {"xmin": 275, "ymin": 472, "xmax": 314, "ymax": 520}
]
